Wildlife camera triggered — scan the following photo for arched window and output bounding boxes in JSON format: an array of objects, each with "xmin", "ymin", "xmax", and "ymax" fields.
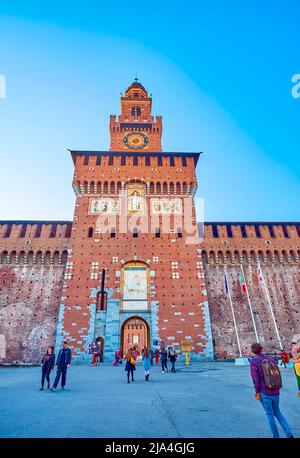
[
  {"xmin": 155, "ymin": 227, "xmax": 160, "ymax": 238},
  {"xmin": 88, "ymin": 227, "xmax": 93, "ymax": 238},
  {"xmin": 110, "ymin": 227, "xmax": 116, "ymax": 238},
  {"xmin": 177, "ymin": 227, "xmax": 182, "ymax": 238},
  {"xmin": 133, "ymin": 227, "xmax": 138, "ymax": 238}
]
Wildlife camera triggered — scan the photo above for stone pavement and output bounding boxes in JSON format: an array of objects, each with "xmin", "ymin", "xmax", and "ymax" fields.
[{"xmin": 0, "ymin": 361, "xmax": 299, "ymax": 438}]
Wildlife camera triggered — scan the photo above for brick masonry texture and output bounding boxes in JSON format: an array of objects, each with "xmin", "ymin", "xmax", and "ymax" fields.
[
  {"xmin": 201, "ymin": 222, "xmax": 300, "ymax": 358},
  {"xmin": 0, "ymin": 81, "xmax": 299, "ymax": 363},
  {"xmin": 0, "ymin": 221, "xmax": 299, "ymax": 362}
]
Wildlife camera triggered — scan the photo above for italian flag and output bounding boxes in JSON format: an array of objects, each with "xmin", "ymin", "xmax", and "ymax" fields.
[{"xmin": 240, "ymin": 267, "xmax": 247, "ymax": 294}]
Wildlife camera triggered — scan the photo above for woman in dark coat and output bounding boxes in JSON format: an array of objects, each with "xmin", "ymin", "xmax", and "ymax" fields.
[
  {"xmin": 168, "ymin": 346, "xmax": 177, "ymax": 373},
  {"xmin": 160, "ymin": 347, "xmax": 168, "ymax": 373},
  {"xmin": 40, "ymin": 346, "xmax": 55, "ymax": 390},
  {"xmin": 125, "ymin": 348, "xmax": 136, "ymax": 383}
]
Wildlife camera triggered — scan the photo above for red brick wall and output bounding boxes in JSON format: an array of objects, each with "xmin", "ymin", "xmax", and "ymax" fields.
[
  {"xmin": 61, "ymin": 151, "xmax": 208, "ymax": 360},
  {"xmin": 201, "ymin": 223, "xmax": 300, "ymax": 357},
  {"xmin": 0, "ymin": 222, "xmax": 70, "ymax": 362},
  {"xmin": 1, "ymin": 220, "xmax": 299, "ymax": 362}
]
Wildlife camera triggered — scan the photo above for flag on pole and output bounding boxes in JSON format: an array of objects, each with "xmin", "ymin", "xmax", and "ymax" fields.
[
  {"xmin": 257, "ymin": 264, "xmax": 264, "ymax": 286},
  {"xmin": 240, "ymin": 267, "xmax": 247, "ymax": 293},
  {"xmin": 224, "ymin": 273, "xmax": 229, "ymax": 294}
]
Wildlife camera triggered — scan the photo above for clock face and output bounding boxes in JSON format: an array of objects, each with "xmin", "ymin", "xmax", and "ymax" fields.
[{"xmin": 124, "ymin": 132, "xmax": 148, "ymax": 150}]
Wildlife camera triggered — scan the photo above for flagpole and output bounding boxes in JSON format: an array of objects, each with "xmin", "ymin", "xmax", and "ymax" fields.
[
  {"xmin": 240, "ymin": 264, "xmax": 259, "ymax": 342},
  {"xmin": 257, "ymin": 259, "xmax": 283, "ymax": 350},
  {"xmin": 225, "ymin": 267, "xmax": 242, "ymax": 358}
]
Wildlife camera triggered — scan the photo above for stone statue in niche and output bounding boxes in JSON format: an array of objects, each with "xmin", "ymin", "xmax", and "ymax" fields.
[{"xmin": 127, "ymin": 184, "xmax": 145, "ymax": 214}]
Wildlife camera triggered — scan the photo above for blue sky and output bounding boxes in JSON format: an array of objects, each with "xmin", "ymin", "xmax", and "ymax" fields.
[{"xmin": 0, "ymin": 0, "xmax": 299, "ymax": 221}]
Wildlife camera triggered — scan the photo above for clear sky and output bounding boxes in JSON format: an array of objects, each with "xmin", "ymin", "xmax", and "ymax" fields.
[{"xmin": 0, "ymin": 0, "xmax": 299, "ymax": 222}]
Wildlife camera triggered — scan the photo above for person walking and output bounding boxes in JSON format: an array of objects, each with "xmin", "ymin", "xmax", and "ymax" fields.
[
  {"xmin": 125, "ymin": 348, "xmax": 136, "ymax": 383},
  {"xmin": 40, "ymin": 346, "xmax": 55, "ymax": 390},
  {"xmin": 142, "ymin": 348, "xmax": 151, "ymax": 381},
  {"xmin": 150, "ymin": 348, "xmax": 154, "ymax": 366},
  {"xmin": 95, "ymin": 339, "xmax": 102, "ymax": 366},
  {"xmin": 250, "ymin": 342, "xmax": 294, "ymax": 438},
  {"xmin": 291, "ymin": 340, "xmax": 300, "ymax": 398},
  {"xmin": 168, "ymin": 346, "xmax": 177, "ymax": 373},
  {"xmin": 279, "ymin": 350, "xmax": 289, "ymax": 368},
  {"xmin": 154, "ymin": 348, "xmax": 160, "ymax": 366},
  {"xmin": 160, "ymin": 346, "xmax": 168, "ymax": 373},
  {"xmin": 51, "ymin": 341, "xmax": 72, "ymax": 392}
]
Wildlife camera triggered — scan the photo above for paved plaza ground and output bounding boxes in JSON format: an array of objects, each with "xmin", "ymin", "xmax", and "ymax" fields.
[{"xmin": 0, "ymin": 361, "xmax": 299, "ymax": 438}]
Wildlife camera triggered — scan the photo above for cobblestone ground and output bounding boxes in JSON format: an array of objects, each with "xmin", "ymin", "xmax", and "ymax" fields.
[{"xmin": 0, "ymin": 362, "xmax": 299, "ymax": 438}]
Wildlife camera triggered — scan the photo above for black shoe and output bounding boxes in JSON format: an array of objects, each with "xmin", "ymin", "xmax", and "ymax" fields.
[
  {"xmin": 288, "ymin": 435, "xmax": 294, "ymax": 438},
  {"xmin": 61, "ymin": 386, "xmax": 65, "ymax": 390},
  {"xmin": 39, "ymin": 387, "xmax": 44, "ymax": 391},
  {"xmin": 127, "ymin": 381, "xmax": 130, "ymax": 383},
  {"xmin": 47, "ymin": 383, "xmax": 50, "ymax": 389}
]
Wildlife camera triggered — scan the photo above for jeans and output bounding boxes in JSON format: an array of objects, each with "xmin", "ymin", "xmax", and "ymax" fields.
[
  {"xmin": 41, "ymin": 366, "xmax": 52, "ymax": 387},
  {"xmin": 171, "ymin": 361, "xmax": 176, "ymax": 372},
  {"xmin": 127, "ymin": 368, "xmax": 134, "ymax": 382},
  {"xmin": 161, "ymin": 360, "xmax": 168, "ymax": 371},
  {"xmin": 260, "ymin": 393, "xmax": 293, "ymax": 438},
  {"xmin": 53, "ymin": 366, "xmax": 67, "ymax": 388}
]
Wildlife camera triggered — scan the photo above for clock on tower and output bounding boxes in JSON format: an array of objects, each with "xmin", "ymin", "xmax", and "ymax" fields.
[{"xmin": 109, "ymin": 78, "xmax": 162, "ymax": 152}]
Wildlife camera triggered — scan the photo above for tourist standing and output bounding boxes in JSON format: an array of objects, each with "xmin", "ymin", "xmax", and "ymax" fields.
[
  {"xmin": 279, "ymin": 350, "xmax": 289, "ymax": 368},
  {"xmin": 40, "ymin": 346, "xmax": 55, "ymax": 390},
  {"xmin": 249, "ymin": 342, "xmax": 294, "ymax": 438},
  {"xmin": 51, "ymin": 341, "xmax": 72, "ymax": 392},
  {"xmin": 291, "ymin": 340, "xmax": 300, "ymax": 398},
  {"xmin": 114, "ymin": 348, "xmax": 121, "ymax": 366},
  {"xmin": 89, "ymin": 341, "xmax": 97, "ymax": 366},
  {"xmin": 160, "ymin": 347, "xmax": 168, "ymax": 373},
  {"xmin": 168, "ymin": 347, "xmax": 177, "ymax": 373},
  {"xmin": 125, "ymin": 348, "xmax": 136, "ymax": 383},
  {"xmin": 154, "ymin": 348, "xmax": 160, "ymax": 366},
  {"xmin": 142, "ymin": 348, "xmax": 151, "ymax": 381}
]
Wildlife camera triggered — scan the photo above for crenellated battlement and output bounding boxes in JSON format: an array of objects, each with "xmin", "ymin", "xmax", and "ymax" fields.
[
  {"xmin": 0, "ymin": 221, "xmax": 71, "ymax": 265},
  {"xmin": 203, "ymin": 222, "xmax": 300, "ymax": 240},
  {"xmin": 201, "ymin": 222, "xmax": 300, "ymax": 265}
]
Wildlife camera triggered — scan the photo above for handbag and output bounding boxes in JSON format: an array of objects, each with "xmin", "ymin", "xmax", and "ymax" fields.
[{"xmin": 130, "ymin": 357, "xmax": 136, "ymax": 366}]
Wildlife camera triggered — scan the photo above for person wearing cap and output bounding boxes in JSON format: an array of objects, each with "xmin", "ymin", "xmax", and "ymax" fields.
[{"xmin": 250, "ymin": 342, "xmax": 294, "ymax": 438}]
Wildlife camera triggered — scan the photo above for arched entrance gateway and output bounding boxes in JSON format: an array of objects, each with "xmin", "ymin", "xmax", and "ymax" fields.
[{"xmin": 121, "ymin": 317, "xmax": 150, "ymax": 357}]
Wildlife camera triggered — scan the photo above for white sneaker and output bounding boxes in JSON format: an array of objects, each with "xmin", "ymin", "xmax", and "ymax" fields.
[{"xmin": 162, "ymin": 370, "xmax": 165, "ymax": 373}]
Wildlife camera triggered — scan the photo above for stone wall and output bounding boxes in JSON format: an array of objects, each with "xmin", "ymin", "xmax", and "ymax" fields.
[
  {"xmin": 0, "ymin": 222, "xmax": 70, "ymax": 363},
  {"xmin": 201, "ymin": 222, "xmax": 300, "ymax": 358},
  {"xmin": 1, "ymin": 220, "xmax": 299, "ymax": 363},
  {"xmin": 0, "ymin": 264, "xmax": 65, "ymax": 362}
]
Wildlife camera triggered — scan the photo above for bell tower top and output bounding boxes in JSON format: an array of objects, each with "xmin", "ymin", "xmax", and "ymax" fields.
[
  {"xmin": 124, "ymin": 77, "xmax": 148, "ymax": 98},
  {"xmin": 109, "ymin": 79, "xmax": 162, "ymax": 152}
]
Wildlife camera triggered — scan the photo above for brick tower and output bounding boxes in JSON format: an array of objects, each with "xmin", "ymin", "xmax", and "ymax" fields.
[{"xmin": 56, "ymin": 79, "xmax": 214, "ymax": 362}]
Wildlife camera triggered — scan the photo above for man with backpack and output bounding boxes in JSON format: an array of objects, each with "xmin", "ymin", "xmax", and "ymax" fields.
[{"xmin": 250, "ymin": 342, "xmax": 294, "ymax": 438}]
